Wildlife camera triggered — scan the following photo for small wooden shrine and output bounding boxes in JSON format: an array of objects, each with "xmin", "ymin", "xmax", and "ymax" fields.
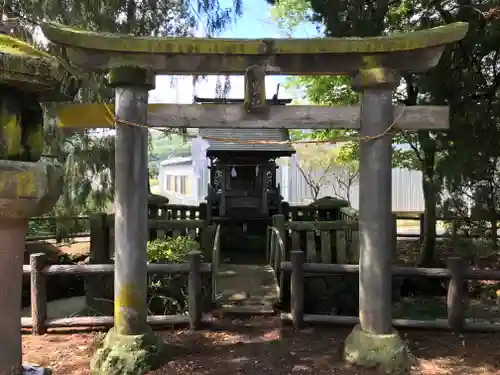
[
  {"xmin": 195, "ymin": 96, "xmax": 295, "ymax": 260},
  {"xmin": 195, "ymin": 96, "xmax": 295, "ymax": 221}
]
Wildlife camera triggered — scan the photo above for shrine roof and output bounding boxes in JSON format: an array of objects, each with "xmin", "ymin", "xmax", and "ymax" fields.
[{"xmin": 199, "ymin": 128, "xmax": 295, "ymax": 154}]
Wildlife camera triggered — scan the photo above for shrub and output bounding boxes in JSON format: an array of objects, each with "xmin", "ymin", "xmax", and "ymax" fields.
[
  {"xmin": 147, "ymin": 236, "xmax": 200, "ymax": 263},
  {"xmin": 146, "ymin": 236, "xmax": 210, "ymax": 315}
]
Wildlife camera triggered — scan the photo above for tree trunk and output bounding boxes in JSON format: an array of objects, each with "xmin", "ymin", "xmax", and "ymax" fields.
[{"xmin": 418, "ymin": 132, "xmax": 439, "ymax": 267}]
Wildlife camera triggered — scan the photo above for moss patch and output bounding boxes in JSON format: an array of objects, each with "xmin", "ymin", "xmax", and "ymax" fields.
[
  {"xmin": 0, "ymin": 35, "xmax": 78, "ymax": 100},
  {"xmin": 90, "ymin": 327, "xmax": 164, "ymax": 375},
  {"xmin": 42, "ymin": 21, "xmax": 468, "ymax": 55},
  {"xmin": 343, "ymin": 324, "xmax": 414, "ymax": 374}
]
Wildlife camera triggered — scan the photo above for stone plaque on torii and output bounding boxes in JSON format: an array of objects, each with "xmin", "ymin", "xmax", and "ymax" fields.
[{"xmin": 42, "ymin": 21, "xmax": 468, "ymax": 374}]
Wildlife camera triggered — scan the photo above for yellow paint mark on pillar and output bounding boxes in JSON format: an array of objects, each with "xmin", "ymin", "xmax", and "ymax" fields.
[{"xmin": 115, "ymin": 283, "xmax": 144, "ymax": 334}]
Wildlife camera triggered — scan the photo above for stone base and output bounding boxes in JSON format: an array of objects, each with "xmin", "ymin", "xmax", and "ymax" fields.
[
  {"xmin": 342, "ymin": 325, "xmax": 414, "ymax": 374},
  {"xmin": 90, "ymin": 327, "xmax": 164, "ymax": 375}
]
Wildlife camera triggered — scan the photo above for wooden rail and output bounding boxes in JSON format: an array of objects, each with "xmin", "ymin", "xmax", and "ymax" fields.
[
  {"xmin": 26, "ymin": 216, "xmax": 90, "ymax": 242},
  {"xmin": 340, "ymin": 207, "xmax": 500, "ymax": 242},
  {"xmin": 266, "ymin": 225, "xmax": 287, "ymax": 301},
  {"xmin": 282, "ymin": 249, "xmax": 500, "ymax": 332},
  {"xmin": 25, "ymin": 251, "xmax": 211, "ymax": 334},
  {"xmin": 270, "ymin": 214, "xmax": 360, "ymax": 264},
  {"xmin": 211, "ymin": 224, "xmax": 221, "ymax": 300},
  {"xmin": 27, "ymin": 206, "xmax": 500, "ymax": 244},
  {"xmin": 162, "ymin": 204, "xmax": 205, "ymax": 220}
]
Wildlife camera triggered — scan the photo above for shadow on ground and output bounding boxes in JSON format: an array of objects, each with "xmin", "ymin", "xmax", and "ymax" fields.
[
  {"xmin": 23, "ymin": 317, "xmax": 500, "ymax": 375},
  {"xmin": 151, "ymin": 317, "xmax": 500, "ymax": 375}
]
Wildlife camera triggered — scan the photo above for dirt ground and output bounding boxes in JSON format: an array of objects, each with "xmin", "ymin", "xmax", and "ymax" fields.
[
  {"xmin": 25, "ymin": 239, "xmax": 90, "ymax": 262},
  {"xmin": 21, "ymin": 236, "xmax": 500, "ymax": 374},
  {"xmin": 23, "ymin": 317, "xmax": 500, "ymax": 375}
]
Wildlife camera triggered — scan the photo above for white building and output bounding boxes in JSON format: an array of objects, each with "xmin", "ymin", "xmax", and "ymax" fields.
[
  {"xmin": 158, "ymin": 156, "xmax": 202, "ymax": 205},
  {"xmin": 158, "ymin": 152, "xmax": 426, "ymax": 212}
]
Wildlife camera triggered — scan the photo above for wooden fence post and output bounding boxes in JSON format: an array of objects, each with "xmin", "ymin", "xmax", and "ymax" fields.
[
  {"xmin": 290, "ymin": 250, "xmax": 304, "ymax": 330},
  {"xmin": 30, "ymin": 253, "xmax": 47, "ymax": 335},
  {"xmin": 200, "ymin": 224, "xmax": 215, "ymax": 257},
  {"xmin": 148, "ymin": 204, "xmax": 158, "ymax": 241},
  {"xmin": 350, "ymin": 228, "xmax": 360, "ymax": 262},
  {"xmin": 188, "ymin": 251, "xmax": 202, "ymax": 329},
  {"xmin": 266, "ymin": 226, "xmax": 272, "ymax": 264},
  {"xmin": 419, "ymin": 213, "xmax": 425, "ymax": 244},
  {"xmin": 89, "ymin": 214, "xmax": 110, "ymax": 264},
  {"xmin": 86, "ymin": 214, "xmax": 112, "ymax": 315},
  {"xmin": 391, "ymin": 214, "xmax": 398, "ymax": 257},
  {"xmin": 447, "ymin": 257, "xmax": 468, "ymax": 332},
  {"xmin": 334, "ymin": 230, "xmax": 344, "ymax": 264}
]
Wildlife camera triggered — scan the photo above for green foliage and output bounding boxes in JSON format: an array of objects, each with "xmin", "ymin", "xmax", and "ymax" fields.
[
  {"xmin": 148, "ymin": 164, "xmax": 159, "ymax": 180},
  {"xmin": 6, "ymin": 0, "xmax": 243, "ymax": 222},
  {"xmin": 270, "ymin": 0, "xmax": 313, "ymax": 32},
  {"xmin": 149, "ymin": 133, "xmax": 190, "ymax": 162},
  {"xmin": 286, "ymin": 75, "xmax": 358, "ymax": 106},
  {"xmin": 147, "ymin": 236, "xmax": 200, "ymax": 263},
  {"xmin": 269, "ymin": 0, "xmax": 500, "ymax": 262},
  {"xmin": 146, "ymin": 236, "xmax": 210, "ymax": 316}
]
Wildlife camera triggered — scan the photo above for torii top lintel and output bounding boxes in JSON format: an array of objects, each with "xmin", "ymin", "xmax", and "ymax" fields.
[{"xmin": 41, "ymin": 22, "xmax": 468, "ymax": 76}]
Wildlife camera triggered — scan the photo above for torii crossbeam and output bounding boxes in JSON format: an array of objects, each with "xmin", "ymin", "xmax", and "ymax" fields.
[
  {"xmin": 56, "ymin": 102, "xmax": 449, "ymax": 130},
  {"xmin": 41, "ymin": 21, "xmax": 468, "ymax": 375}
]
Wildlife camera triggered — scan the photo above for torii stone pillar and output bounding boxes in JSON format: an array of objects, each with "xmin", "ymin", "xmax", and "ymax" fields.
[
  {"xmin": 90, "ymin": 67, "xmax": 164, "ymax": 375},
  {"xmin": 342, "ymin": 67, "xmax": 412, "ymax": 372},
  {"xmin": 0, "ymin": 162, "xmax": 62, "ymax": 375}
]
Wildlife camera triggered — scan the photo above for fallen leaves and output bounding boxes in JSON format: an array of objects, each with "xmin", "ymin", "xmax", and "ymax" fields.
[{"xmin": 21, "ymin": 317, "xmax": 500, "ymax": 375}]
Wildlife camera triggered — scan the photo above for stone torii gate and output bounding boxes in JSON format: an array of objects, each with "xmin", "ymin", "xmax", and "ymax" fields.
[{"xmin": 43, "ymin": 22, "xmax": 468, "ymax": 374}]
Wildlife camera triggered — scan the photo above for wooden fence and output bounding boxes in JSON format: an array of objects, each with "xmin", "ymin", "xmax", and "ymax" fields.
[
  {"xmin": 28, "ymin": 204, "xmax": 500, "ymax": 244},
  {"xmin": 154, "ymin": 204, "xmax": 206, "ymax": 221},
  {"xmin": 341, "ymin": 207, "xmax": 500, "ymax": 244},
  {"xmin": 26, "ymin": 216, "xmax": 90, "ymax": 242},
  {"xmin": 264, "ymin": 214, "xmax": 500, "ymax": 333},
  {"xmin": 268, "ymin": 214, "xmax": 360, "ymax": 265},
  {"xmin": 87, "ymin": 215, "xmax": 216, "ymax": 316},
  {"xmin": 279, "ymin": 248, "xmax": 500, "ymax": 332},
  {"xmin": 25, "ymin": 251, "xmax": 212, "ymax": 334},
  {"xmin": 396, "ymin": 213, "xmax": 500, "ymax": 244},
  {"xmin": 24, "ymin": 204, "xmax": 204, "ymax": 243},
  {"xmin": 89, "ymin": 214, "xmax": 215, "ymax": 263}
]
